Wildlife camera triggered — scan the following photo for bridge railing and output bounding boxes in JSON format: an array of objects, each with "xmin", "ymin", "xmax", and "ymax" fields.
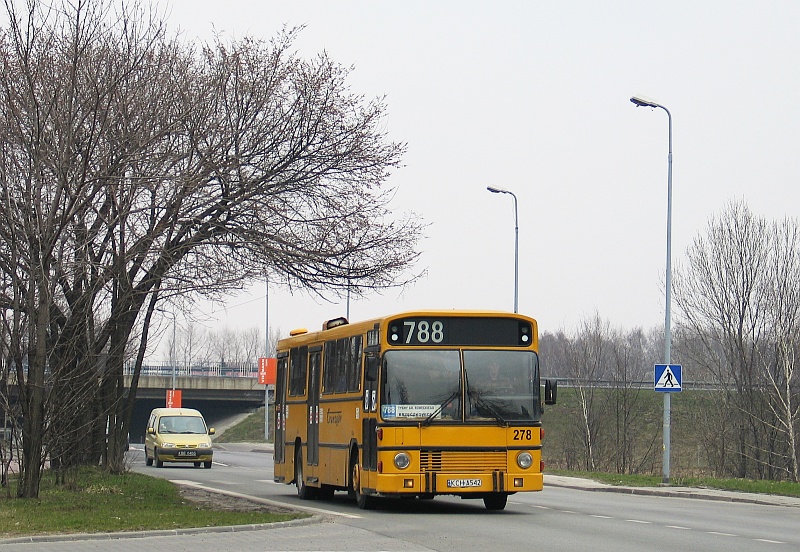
[{"xmin": 125, "ymin": 361, "xmax": 258, "ymax": 378}]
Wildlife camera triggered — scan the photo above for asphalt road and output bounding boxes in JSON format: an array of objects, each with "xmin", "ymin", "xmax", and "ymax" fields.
[{"xmin": 3, "ymin": 444, "xmax": 799, "ymax": 551}]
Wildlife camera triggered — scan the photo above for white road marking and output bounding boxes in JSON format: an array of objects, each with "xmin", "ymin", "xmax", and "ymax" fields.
[{"xmin": 170, "ymin": 479, "xmax": 362, "ymax": 519}]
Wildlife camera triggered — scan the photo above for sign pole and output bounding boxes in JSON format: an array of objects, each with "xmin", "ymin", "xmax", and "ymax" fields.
[
  {"xmin": 264, "ymin": 274, "xmax": 269, "ymax": 442},
  {"xmin": 259, "ymin": 357, "xmax": 277, "ymax": 442}
]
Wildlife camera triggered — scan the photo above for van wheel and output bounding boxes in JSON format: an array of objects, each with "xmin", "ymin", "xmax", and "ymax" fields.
[
  {"xmin": 295, "ymin": 447, "xmax": 316, "ymax": 499},
  {"xmin": 145, "ymin": 450, "xmax": 153, "ymax": 466},
  {"xmin": 204, "ymin": 461, "xmax": 212, "ymax": 469},
  {"xmin": 155, "ymin": 448, "xmax": 163, "ymax": 468}
]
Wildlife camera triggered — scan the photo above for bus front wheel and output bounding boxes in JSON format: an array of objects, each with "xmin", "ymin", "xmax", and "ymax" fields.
[
  {"xmin": 483, "ymin": 493, "xmax": 508, "ymax": 511},
  {"xmin": 351, "ymin": 458, "xmax": 375, "ymax": 510}
]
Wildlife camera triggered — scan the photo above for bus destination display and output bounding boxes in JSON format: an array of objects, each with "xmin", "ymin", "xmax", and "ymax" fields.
[{"xmin": 387, "ymin": 317, "xmax": 532, "ymax": 347}]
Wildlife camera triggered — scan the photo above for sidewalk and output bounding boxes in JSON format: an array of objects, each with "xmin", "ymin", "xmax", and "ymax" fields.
[{"xmin": 544, "ymin": 474, "xmax": 800, "ymax": 508}]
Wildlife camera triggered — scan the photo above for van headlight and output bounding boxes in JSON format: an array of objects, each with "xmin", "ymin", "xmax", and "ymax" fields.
[
  {"xmin": 516, "ymin": 451, "xmax": 533, "ymax": 469},
  {"xmin": 162, "ymin": 442, "xmax": 175, "ymax": 448},
  {"xmin": 198, "ymin": 442, "xmax": 211, "ymax": 448},
  {"xmin": 394, "ymin": 452, "xmax": 411, "ymax": 469}
]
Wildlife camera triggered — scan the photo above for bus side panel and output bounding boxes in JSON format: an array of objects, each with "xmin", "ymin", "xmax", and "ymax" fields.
[
  {"xmin": 283, "ymin": 400, "xmax": 307, "ymax": 481},
  {"xmin": 319, "ymin": 396, "xmax": 361, "ymax": 488}
]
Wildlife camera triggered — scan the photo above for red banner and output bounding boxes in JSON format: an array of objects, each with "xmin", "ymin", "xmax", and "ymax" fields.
[
  {"xmin": 258, "ymin": 357, "xmax": 277, "ymax": 385},
  {"xmin": 166, "ymin": 389, "xmax": 182, "ymax": 408}
]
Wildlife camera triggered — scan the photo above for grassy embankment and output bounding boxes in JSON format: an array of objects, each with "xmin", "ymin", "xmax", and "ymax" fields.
[
  {"xmin": 1, "ymin": 407, "xmax": 284, "ymax": 539},
  {"xmin": 543, "ymin": 386, "xmax": 800, "ymax": 498},
  {"xmin": 0, "ymin": 465, "xmax": 306, "ymax": 539}
]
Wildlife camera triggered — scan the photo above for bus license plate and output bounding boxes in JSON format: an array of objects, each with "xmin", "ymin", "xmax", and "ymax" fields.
[
  {"xmin": 447, "ymin": 478, "xmax": 481, "ymax": 488},
  {"xmin": 177, "ymin": 450, "xmax": 197, "ymax": 457}
]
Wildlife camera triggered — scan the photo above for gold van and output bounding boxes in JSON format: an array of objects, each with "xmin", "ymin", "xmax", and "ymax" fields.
[{"xmin": 145, "ymin": 408, "xmax": 215, "ymax": 469}]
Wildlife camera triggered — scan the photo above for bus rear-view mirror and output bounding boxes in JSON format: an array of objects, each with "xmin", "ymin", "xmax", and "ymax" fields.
[{"xmin": 544, "ymin": 379, "xmax": 558, "ymax": 406}]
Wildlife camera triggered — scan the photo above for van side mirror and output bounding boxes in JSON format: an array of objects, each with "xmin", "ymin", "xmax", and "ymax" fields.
[
  {"xmin": 544, "ymin": 379, "xmax": 558, "ymax": 405},
  {"xmin": 365, "ymin": 356, "xmax": 379, "ymax": 382},
  {"xmin": 147, "ymin": 427, "xmax": 156, "ymax": 435},
  {"xmin": 208, "ymin": 427, "xmax": 215, "ymax": 435}
]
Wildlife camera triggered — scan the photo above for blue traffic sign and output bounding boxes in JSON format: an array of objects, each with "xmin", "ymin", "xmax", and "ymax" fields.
[{"xmin": 654, "ymin": 364, "xmax": 682, "ymax": 392}]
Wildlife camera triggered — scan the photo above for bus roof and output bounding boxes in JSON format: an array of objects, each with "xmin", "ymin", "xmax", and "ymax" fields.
[{"xmin": 277, "ymin": 310, "xmax": 538, "ymax": 349}]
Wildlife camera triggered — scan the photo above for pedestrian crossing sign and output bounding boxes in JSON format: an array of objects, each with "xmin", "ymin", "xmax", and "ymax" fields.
[{"xmin": 654, "ymin": 364, "xmax": 682, "ymax": 392}]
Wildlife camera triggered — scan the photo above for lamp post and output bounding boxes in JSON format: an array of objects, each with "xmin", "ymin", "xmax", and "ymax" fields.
[
  {"xmin": 170, "ymin": 313, "xmax": 177, "ymax": 392},
  {"xmin": 630, "ymin": 94, "xmax": 673, "ymax": 484},
  {"xmin": 487, "ymin": 186, "xmax": 519, "ymax": 313},
  {"xmin": 265, "ymin": 274, "xmax": 270, "ymax": 442}
]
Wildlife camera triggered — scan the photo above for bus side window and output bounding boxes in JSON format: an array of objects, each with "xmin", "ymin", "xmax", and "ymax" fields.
[
  {"xmin": 323, "ymin": 340, "xmax": 336, "ymax": 394},
  {"xmin": 336, "ymin": 338, "xmax": 348, "ymax": 392},
  {"xmin": 347, "ymin": 335, "xmax": 363, "ymax": 392},
  {"xmin": 289, "ymin": 346, "xmax": 308, "ymax": 396}
]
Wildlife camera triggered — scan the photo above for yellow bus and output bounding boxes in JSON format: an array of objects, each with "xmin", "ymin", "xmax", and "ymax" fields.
[{"xmin": 273, "ymin": 310, "xmax": 557, "ymax": 510}]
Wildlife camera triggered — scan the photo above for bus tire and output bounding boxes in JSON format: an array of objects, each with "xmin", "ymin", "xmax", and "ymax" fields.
[
  {"xmin": 347, "ymin": 447, "xmax": 358, "ymax": 500},
  {"xmin": 295, "ymin": 447, "xmax": 316, "ymax": 499},
  {"xmin": 483, "ymin": 493, "xmax": 508, "ymax": 511},
  {"xmin": 317, "ymin": 485, "xmax": 335, "ymax": 500},
  {"xmin": 351, "ymin": 457, "xmax": 375, "ymax": 510}
]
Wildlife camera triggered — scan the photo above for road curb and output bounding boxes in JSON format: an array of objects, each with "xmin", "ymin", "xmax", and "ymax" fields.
[
  {"xmin": 545, "ymin": 477, "xmax": 800, "ymax": 508},
  {"xmin": 0, "ymin": 516, "xmax": 322, "ymax": 545}
]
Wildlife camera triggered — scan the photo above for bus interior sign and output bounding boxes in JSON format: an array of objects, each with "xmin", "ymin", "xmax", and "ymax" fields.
[{"xmin": 387, "ymin": 317, "xmax": 532, "ymax": 347}]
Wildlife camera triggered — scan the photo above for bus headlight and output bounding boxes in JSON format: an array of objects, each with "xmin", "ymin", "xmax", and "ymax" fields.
[
  {"xmin": 394, "ymin": 452, "xmax": 411, "ymax": 470},
  {"xmin": 516, "ymin": 451, "xmax": 533, "ymax": 469}
]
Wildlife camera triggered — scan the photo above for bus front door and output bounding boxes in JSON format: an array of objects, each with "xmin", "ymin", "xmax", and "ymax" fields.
[
  {"xmin": 274, "ymin": 357, "xmax": 287, "ymax": 464},
  {"xmin": 307, "ymin": 350, "xmax": 321, "ymax": 481}
]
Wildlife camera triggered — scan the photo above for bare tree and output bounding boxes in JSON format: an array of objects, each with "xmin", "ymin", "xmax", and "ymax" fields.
[
  {"xmin": 607, "ymin": 328, "xmax": 657, "ymax": 474},
  {"xmin": 674, "ymin": 201, "xmax": 776, "ymax": 478},
  {"xmin": 265, "ymin": 325, "xmax": 282, "ymax": 358},
  {"xmin": 554, "ymin": 313, "xmax": 612, "ymax": 471},
  {"xmin": 0, "ymin": 0, "xmax": 422, "ymax": 497},
  {"xmin": 761, "ymin": 219, "xmax": 800, "ymax": 481}
]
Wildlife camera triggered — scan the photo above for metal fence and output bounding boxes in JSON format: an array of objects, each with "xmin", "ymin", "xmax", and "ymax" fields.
[{"xmin": 124, "ymin": 360, "xmax": 258, "ymax": 378}]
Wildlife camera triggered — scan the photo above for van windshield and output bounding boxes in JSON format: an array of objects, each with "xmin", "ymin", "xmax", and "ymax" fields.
[{"xmin": 158, "ymin": 416, "xmax": 207, "ymax": 434}]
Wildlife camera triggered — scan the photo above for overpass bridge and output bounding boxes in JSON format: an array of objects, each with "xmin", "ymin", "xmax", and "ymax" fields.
[{"xmin": 126, "ymin": 363, "xmax": 268, "ymax": 443}]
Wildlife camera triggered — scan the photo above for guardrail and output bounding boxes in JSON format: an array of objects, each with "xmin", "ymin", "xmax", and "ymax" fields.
[{"xmin": 546, "ymin": 378, "xmax": 725, "ymax": 391}]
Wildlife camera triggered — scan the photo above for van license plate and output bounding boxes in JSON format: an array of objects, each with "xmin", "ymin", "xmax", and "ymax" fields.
[
  {"xmin": 177, "ymin": 451, "xmax": 197, "ymax": 457},
  {"xmin": 447, "ymin": 478, "xmax": 481, "ymax": 488}
]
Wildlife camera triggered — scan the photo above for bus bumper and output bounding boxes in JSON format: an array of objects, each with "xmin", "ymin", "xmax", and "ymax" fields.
[{"xmin": 374, "ymin": 471, "xmax": 543, "ymax": 495}]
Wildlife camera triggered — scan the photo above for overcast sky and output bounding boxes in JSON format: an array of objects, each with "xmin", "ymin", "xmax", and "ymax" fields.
[{"xmin": 158, "ymin": 0, "xmax": 800, "ymax": 353}]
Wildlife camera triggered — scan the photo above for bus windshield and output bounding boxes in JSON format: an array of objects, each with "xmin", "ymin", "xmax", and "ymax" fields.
[
  {"xmin": 381, "ymin": 349, "xmax": 541, "ymax": 423},
  {"xmin": 464, "ymin": 350, "xmax": 540, "ymax": 422}
]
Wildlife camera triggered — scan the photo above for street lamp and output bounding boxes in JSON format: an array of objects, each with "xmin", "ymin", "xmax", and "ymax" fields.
[
  {"xmin": 169, "ymin": 313, "xmax": 177, "ymax": 391},
  {"xmin": 487, "ymin": 186, "xmax": 519, "ymax": 313},
  {"xmin": 631, "ymin": 94, "xmax": 673, "ymax": 484}
]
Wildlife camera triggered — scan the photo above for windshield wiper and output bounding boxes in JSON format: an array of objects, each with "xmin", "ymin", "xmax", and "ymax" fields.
[
  {"xmin": 468, "ymin": 389, "xmax": 508, "ymax": 425},
  {"xmin": 422, "ymin": 390, "xmax": 460, "ymax": 426}
]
